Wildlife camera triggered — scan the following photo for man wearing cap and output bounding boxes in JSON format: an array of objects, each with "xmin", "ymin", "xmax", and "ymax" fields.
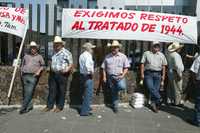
[
  {"xmin": 20, "ymin": 41, "xmax": 45, "ymax": 114},
  {"xmin": 140, "ymin": 42, "xmax": 167, "ymax": 113},
  {"xmin": 79, "ymin": 42, "xmax": 96, "ymax": 116},
  {"xmin": 167, "ymin": 42, "xmax": 184, "ymax": 106},
  {"xmin": 101, "ymin": 40, "xmax": 130, "ymax": 113},
  {"xmin": 43, "ymin": 36, "xmax": 73, "ymax": 113},
  {"xmin": 188, "ymin": 54, "xmax": 200, "ymax": 127}
]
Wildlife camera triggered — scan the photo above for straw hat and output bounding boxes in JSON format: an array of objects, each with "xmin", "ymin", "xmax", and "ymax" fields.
[
  {"xmin": 168, "ymin": 42, "xmax": 184, "ymax": 52},
  {"xmin": 82, "ymin": 42, "xmax": 96, "ymax": 49},
  {"xmin": 53, "ymin": 36, "xmax": 65, "ymax": 45},
  {"xmin": 28, "ymin": 41, "xmax": 39, "ymax": 48},
  {"xmin": 107, "ymin": 40, "xmax": 122, "ymax": 47}
]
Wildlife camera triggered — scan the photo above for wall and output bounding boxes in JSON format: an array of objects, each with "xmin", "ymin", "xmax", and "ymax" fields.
[{"xmin": 0, "ymin": 66, "xmax": 136, "ymax": 105}]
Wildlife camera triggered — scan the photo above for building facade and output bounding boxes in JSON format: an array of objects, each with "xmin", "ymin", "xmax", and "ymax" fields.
[{"xmin": 0, "ymin": 0, "xmax": 199, "ymax": 65}]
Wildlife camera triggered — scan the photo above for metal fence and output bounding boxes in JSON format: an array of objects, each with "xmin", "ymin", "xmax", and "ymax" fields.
[{"xmin": 0, "ymin": 3, "xmax": 198, "ymax": 70}]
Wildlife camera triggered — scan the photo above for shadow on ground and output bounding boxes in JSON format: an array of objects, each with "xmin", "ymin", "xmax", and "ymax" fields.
[
  {"xmin": 160, "ymin": 105, "xmax": 195, "ymax": 122},
  {"xmin": 0, "ymin": 108, "xmax": 17, "ymax": 116}
]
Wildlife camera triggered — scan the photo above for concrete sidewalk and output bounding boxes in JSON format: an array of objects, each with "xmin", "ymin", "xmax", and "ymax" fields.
[{"xmin": 0, "ymin": 103, "xmax": 199, "ymax": 133}]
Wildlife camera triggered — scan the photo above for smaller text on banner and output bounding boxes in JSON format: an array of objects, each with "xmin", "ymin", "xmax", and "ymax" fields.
[{"xmin": 0, "ymin": 7, "xmax": 29, "ymax": 38}]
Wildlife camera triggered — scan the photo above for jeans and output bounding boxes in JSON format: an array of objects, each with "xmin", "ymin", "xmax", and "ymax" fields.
[
  {"xmin": 47, "ymin": 72, "xmax": 68, "ymax": 110},
  {"xmin": 107, "ymin": 75, "xmax": 126, "ymax": 109},
  {"xmin": 194, "ymin": 82, "xmax": 200, "ymax": 125},
  {"xmin": 80, "ymin": 74, "xmax": 93, "ymax": 115},
  {"xmin": 144, "ymin": 71, "xmax": 161, "ymax": 105},
  {"xmin": 21, "ymin": 73, "xmax": 38, "ymax": 110}
]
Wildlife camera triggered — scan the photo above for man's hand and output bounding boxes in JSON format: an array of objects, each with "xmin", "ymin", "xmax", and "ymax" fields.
[
  {"xmin": 34, "ymin": 71, "xmax": 41, "ymax": 77},
  {"xmin": 117, "ymin": 74, "xmax": 124, "ymax": 80},
  {"xmin": 160, "ymin": 80, "xmax": 164, "ymax": 91},
  {"xmin": 141, "ymin": 74, "xmax": 144, "ymax": 81},
  {"xmin": 103, "ymin": 76, "xmax": 107, "ymax": 83}
]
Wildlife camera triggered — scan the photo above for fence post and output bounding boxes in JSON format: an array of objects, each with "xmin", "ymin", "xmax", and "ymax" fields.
[
  {"xmin": 45, "ymin": 4, "xmax": 49, "ymax": 65},
  {"xmin": 37, "ymin": 4, "xmax": 40, "ymax": 45}
]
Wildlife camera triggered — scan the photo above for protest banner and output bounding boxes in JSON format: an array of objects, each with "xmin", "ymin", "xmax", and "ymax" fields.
[
  {"xmin": 62, "ymin": 9, "xmax": 197, "ymax": 44},
  {"xmin": 0, "ymin": 7, "xmax": 28, "ymax": 37},
  {"xmin": 0, "ymin": 7, "xmax": 29, "ymax": 104}
]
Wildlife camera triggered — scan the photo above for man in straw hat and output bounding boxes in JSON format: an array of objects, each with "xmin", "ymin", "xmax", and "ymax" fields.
[
  {"xmin": 187, "ymin": 51, "xmax": 200, "ymax": 127},
  {"xmin": 20, "ymin": 41, "xmax": 45, "ymax": 114},
  {"xmin": 140, "ymin": 41, "xmax": 167, "ymax": 113},
  {"xmin": 101, "ymin": 40, "xmax": 130, "ymax": 113},
  {"xmin": 43, "ymin": 36, "xmax": 73, "ymax": 113},
  {"xmin": 79, "ymin": 42, "xmax": 96, "ymax": 116},
  {"xmin": 167, "ymin": 42, "xmax": 184, "ymax": 106}
]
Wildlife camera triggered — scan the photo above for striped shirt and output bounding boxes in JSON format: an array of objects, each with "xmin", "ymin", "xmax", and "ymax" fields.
[{"xmin": 51, "ymin": 48, "xmax": 73, "ymax": 72}]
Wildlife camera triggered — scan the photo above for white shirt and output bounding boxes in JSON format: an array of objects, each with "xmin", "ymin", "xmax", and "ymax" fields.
[
  {"xmin": 190, "ymin": 56, "xmax": 200, "ymax": 80},
  {"xmin": 167, "ymin": 52, "xmax": 184, "ymax": 77},
  {"xmin": 79, "ymin": 51, "xmax": 94, "ymax": 74}
]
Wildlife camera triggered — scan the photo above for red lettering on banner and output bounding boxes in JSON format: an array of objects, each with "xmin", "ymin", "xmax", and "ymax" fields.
[
  {"xmin": 88, "ymin": 21, "xmax": 95, "ymax": 29},
  {"xmin": 128, "ymin": 12, "xmax": 135, "ymax": 19},
  {"xmin": 140, "ymin": 13, "xmax": 188, "ymax": 24},
  {"xmin": 110, "ymin": 21, "xmax": 118, "ymax": 30},
  {"xmin": 182, "ymin": 18, "xmax": 188, "ymax": 24},
  {"xmin": 124, "ymin": 23, "xmax": 131, "ymax": 30},
  {"xmin": 108, "ymin": 12, "xmax": 120, "ymax": 18},
  {"xmin": 141, "ymin": 23, "xmax": 156, "ymax": 32},
  {"xmin": 140, "ymin": 13, "xmax": 147, "ymax": 20},
  {"xmin": 94, "ymin": 21, "xmax": 103, "ymax": 30},
  {"xmin": 96, "ymin": 11, "xmax": 104, "ymax": 17},
  {"xmin": 121, "ymin": 12, "xmax": 128, "ymax": 19},
  {"xmin": 161, "ymin": 25, "xmax": 183, "ymax": 35},
  {"xmin": 82, "ymin": 11, "xmax": 90, "ymax": 17},
  {"xmin": 116, "ymin": 22, "xmax": 124, "ymax": 30},
  {"xmin": 88, "ymin": 21, "xmax": 139, "ymax": 31},
  {"xmin": 71, "ymin": 21, "xmax": 85, "ymax": 30},
  {"xmin": 131, "ymin": 23, "xmax": 138, "ymax": 31},
  {"xmin": 15, "ymin": 15, "xmax": 25, "ymax": 24},
  {"xmin": 0, "ymin": 11, "xmax": 10, "ymax": 19},
  {"xmin": 74, "ymin": 10, "xmax": 82, "ymax": 17},
  {"xmin": 15, "ymin": 8, "xmax": 25, "ymax": 14},
  {"xmin": 101, "ymin": 21, "xmax": 109, "ymax": 30}
]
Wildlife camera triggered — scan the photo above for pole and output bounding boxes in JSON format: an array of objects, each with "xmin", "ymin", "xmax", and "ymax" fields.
[{"xmin": 7, "ymin": 23, "xmax": 28, "ymax": 105}]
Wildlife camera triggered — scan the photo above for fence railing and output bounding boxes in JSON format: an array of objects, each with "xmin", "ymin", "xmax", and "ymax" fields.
[{"xmin": 0, "ymin": 2, "xmax": 197, "ymax": 70}]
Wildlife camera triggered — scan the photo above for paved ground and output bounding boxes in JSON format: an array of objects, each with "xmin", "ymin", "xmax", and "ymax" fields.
[{"xmin": 0, "ymin": 103, "xmax": 199, "ymax": 133}]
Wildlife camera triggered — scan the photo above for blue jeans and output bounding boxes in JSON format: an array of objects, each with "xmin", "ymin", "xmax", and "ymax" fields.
[
  {"xmin": 47, "ymin": 72, "xmax": 68, "ymax": 110},
  {"xmin": 21, "ymin": 73, "xmax": 38, "ymax": 110},
  {"xmin": 194, "ymin": 82, "xmax": 200, "ymax": 125},
  {"xmin": 80, "ymin": 74, "xmax": 93, "ymax": 115},
  {"xmin": 144, "ymin": 71, "xmax": 161, "ymax": 105},
  {"xmin": 107, "ymin": 75, "xmax": 126, "ymax": 109}
]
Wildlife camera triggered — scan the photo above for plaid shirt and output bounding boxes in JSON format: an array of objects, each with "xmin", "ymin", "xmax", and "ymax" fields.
[{"xmin": 51, "ymin": 48, "xmax": 73, "ymax": 72}]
